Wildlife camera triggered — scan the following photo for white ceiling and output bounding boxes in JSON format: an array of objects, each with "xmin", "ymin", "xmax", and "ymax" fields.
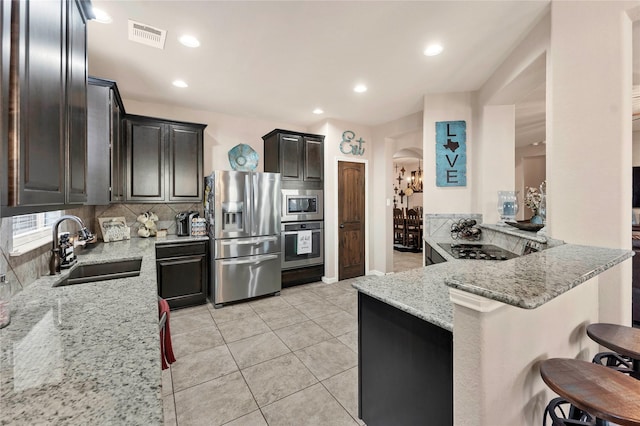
[
  {"xmin": 87, "ymin": 1, "xmax": 550, "ymax": 127},
  {"xmin": 87, "ymin": 1, "xmax": 639, "ymax": 141}
]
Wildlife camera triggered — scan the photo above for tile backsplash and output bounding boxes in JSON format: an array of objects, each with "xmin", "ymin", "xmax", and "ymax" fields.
[
  {"xmin": 94, "ymin": 202, "xmax": 204, "ymax": 240},
  {"xmin": 0, "ymin": 202, "xmax": 204, "ymax": 295}
]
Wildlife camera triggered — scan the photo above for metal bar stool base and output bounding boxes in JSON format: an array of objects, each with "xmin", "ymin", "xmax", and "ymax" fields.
[{"xmin": 543, "ymin": 397, "xmax": 596, "ymax": 426}]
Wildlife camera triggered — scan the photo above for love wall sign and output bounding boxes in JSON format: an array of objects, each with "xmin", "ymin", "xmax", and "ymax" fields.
[{"xmin": 435, "ymin": 120, "xmax": 466, "ymax": 187}]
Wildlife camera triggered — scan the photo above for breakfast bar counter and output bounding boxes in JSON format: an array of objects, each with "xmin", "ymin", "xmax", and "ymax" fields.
[{"xmin": 353, "ymin": 235, "xmax": 633, "ymax": 426}]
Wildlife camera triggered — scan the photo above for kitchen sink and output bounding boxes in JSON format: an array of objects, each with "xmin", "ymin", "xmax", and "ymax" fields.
[{"xmin": 54, "ymin": 258, "xmax": 142, "ymax": 287}]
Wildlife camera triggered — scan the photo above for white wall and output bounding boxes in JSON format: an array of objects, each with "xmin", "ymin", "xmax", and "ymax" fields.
[
  {"xmin": 370, "ymin": 112, "xmax": 423, "ymax": 274},
  {"xmin": 547, "ymin": 1, "xmax": 634, "ymax": 326},
  {"xmin": 478, "ymin": 105, "xmax": 516, "ymax": 223},
  {"xmin": 122, "ymin": 99, "xmax": 306, "ymax": 174},
  {"xmin": 634, "ymin": 130, "xmax": 640, "ymax": 165},
  {"xmin": 316, "ymin": 119, "xmax": 373, "ymax": 282},
  {"xmin": 422, "ymin": 92, "xmax": 475, "ymax": 214}
]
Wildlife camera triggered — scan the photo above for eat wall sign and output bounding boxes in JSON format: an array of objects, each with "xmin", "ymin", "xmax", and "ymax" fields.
[{"xmin": 435, "ymin": 120, "xmax": 467, "ymax": 187}]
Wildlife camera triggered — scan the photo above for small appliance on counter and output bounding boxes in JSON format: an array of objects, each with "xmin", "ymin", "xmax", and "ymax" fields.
[
  {"xmin": 175, "ymin": 212, "xmax": 190, "ymax": 236},
  {"xmin": 187, "ymin": 211, "xmax": 200, "ymax": 235}
]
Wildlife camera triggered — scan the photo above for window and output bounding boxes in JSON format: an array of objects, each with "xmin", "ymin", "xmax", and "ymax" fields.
[{"xmin": 11, "ymin": 211, "xmax": 63, "ymax": 254}]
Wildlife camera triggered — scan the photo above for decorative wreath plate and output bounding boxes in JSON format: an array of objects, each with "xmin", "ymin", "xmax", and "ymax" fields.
[{"xmin": 228, "ymin": 143, "xmax": 259, "ymax": 171}]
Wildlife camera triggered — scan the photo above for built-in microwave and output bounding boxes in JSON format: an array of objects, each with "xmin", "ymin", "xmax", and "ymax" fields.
[{"xmin": 281, "ymin": 189, "xmax": 323, "ymax": 222}]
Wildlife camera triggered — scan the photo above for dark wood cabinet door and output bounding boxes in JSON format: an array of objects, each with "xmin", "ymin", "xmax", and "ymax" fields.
[
  {"xmin": 86, "ymin": 83, "xmax": 110, "ymax": 205},
  {"xmin": 10, "ymin": 0, "xmax": 66, "ymax": 206},
  {"xmin": 168, "ymin": 124, "xmax": 203, "ymax": 201},
  {"xmin": 0, "ymin": 0, "xmax": 9, "ymax": 211},
  {"xmin": 303, "ymin": 137, "xmax": 323, "ymax": 182},
  {"xmin": 125, "ymin": 119, "xmax": 165, "ymax": 201},
  {"xmin": 279, "ymin": 134, "xmax": 303, "ymax": 181},
  {"xmin": 156, "ymin": 241, "xmax": 208, "ymax": 309},
  {"xmin": 110, "ymin": 91, "xmax": 124, "ymax": 202},
  {"xmin": 65, "ymin": 0, "xmax": 87, "ymax": 204}
]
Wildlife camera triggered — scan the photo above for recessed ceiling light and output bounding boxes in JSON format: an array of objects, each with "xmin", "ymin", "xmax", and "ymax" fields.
[
  {"xmin": 424, "ymin": 44, "xmax": 443, "ymax": 57},
  {"xmin": 532, "ymin": 142, "xmax": 540, "ymax": 146},
  {"xmin": 172, "ymin": 80, "xmax": 188, "ymax": 88},
  {"xmin": 313, "ymin": 108, "xmax": 324, "ymax": 115},
  {"xmin": 92, "ymin": 8, "xmax": 112, "ymax": 24},
  {"xmin": 354, "ymin": 84, "xmax": 367, "ymax": 93},
  {"xmin": 179, "ymin": 35, "xmax": 200, "ymax": 48}
]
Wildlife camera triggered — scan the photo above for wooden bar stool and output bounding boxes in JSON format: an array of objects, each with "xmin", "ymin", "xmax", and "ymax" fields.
[
  {"xmin": 540, "ymin": 358, "xmax": 640, "ymax": 426},
  {"xmin": 587, "ymin": 323, "xmax": 640, "ymax": 378}
]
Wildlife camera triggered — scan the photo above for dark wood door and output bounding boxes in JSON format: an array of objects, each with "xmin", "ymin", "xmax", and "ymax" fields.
[
  {"xmin": 125, "ymin": 118, "xmax": 165, "ymax": 201},
  {"xmin": 10, "ymin": 0, "xmax": 66, "ymax": 206},
  {"xmin": 168, "ymin": 124, "xmax": 203, "ymax": 201},
  {"xmin": 338, "ymin": 161, "xmax": 365, "ymax": 280}
]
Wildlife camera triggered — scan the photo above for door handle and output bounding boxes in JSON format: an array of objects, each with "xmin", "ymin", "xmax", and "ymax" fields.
[{"xmin": 340, "ymin": 224, "xmax": 345, "ymax": 228}]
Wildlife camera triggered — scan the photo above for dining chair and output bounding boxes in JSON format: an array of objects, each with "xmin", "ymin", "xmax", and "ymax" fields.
[
  {"xmin": 405, "ymin": 209, "xmax": 422, "ymax": 249},
  {"xmin": 393, "ymin": 208, "xmax": 406, "ymax": 245}
]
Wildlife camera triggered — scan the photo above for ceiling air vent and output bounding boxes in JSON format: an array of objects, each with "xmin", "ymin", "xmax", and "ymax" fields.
[{"xmin": 128, "ymin": 20, "xmax": 167, "ymax": 49}]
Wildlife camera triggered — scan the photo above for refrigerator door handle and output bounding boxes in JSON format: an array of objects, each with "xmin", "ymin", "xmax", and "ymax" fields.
[
  {"xmin": 220, "ymin": 254, "xmax": 279, "ymax": 266},
  {"xmin": 220, "ymin": 236, "xmax": 278, "ymax": 245}
]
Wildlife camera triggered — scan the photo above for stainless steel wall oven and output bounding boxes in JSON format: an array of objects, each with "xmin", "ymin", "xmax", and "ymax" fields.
[{"xmin": 281, "ymin": 221, "xmax": 324, "ymax": 270}]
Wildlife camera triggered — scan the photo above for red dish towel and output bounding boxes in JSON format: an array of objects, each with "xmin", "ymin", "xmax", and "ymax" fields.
[{"xmin": 158, "ymin": 298, "xmax": 176, "ymax": 370}]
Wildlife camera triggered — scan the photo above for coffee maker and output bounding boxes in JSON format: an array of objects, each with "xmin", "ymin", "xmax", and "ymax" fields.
[
  {"xmin": 175, "ymin": 212, "xmax": 190, "ymax": 236},
  {"xmin": 176, "ymin": 211, "xmax": 200, "ymax": 236}
]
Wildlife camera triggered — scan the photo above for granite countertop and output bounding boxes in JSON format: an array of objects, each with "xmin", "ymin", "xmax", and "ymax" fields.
[
  {"xmin": 446, "ymin": 243, "xmax": 633, "ymax": 309},
  {"xmin": 0, "ymin": 235, "xmax": 205, "ymax": 424},
  {"xmin": 353, "ymin": 236, "xmax": 633, "ymax": 331}
]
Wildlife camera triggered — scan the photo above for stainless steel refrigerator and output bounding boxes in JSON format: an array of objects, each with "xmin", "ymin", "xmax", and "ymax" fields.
[{"xmin": 205, "ymin": 171, "xmax": 282, "ymax": 308}]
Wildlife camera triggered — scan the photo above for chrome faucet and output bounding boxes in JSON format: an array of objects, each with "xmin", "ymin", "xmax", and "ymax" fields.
[{"xmin": 49, "ymin": 215, "xmax": 95, "ymax": 275}]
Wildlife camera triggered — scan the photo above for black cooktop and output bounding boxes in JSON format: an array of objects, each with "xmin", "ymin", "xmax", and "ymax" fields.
[{"xmin": 437, "ymin": 243, "xmax": 518, "ymax": 260}]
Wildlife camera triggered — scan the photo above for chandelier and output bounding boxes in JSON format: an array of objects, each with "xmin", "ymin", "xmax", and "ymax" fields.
[{"xmin": 407, "ymin": 160, "xmax": 423, "ymax": 193}]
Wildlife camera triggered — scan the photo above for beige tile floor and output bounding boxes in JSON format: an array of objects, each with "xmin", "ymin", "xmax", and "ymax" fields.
[{"xmin": 162, "ymin": 251, "xmax": 422, "ymax": 426}]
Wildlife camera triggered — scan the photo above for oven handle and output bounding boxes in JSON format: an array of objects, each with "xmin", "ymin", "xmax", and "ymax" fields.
[
  {"xmin": 283, "ymin": 230, "xmax": 322, "ymax": 236},
  {"xmin": 220, "ymin": 254, "xmax": 279, "ymax": 266},
  {"xmin": 221, "ymin": 236, "xmax": 278, "ymax": 245}
]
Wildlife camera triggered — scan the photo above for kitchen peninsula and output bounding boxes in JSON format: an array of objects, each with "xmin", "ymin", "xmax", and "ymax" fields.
[{"xmin": 354, "ymin": 219, "xmax": 633, "ymax": 426}]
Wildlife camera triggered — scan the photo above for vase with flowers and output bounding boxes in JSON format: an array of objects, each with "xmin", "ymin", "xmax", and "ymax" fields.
[{"xmin": 524, "ymin": 184, "xmax": 545, "ymax": 224}]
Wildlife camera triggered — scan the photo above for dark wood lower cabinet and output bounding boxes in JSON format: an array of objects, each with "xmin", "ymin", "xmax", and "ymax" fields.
[
  {"xmin": 156, "ymin": 240, "xmax": 208, "ymax": 309},
  {"xmin": 358, "ymin": 292, "xmax": 453, "ymax": 426}
]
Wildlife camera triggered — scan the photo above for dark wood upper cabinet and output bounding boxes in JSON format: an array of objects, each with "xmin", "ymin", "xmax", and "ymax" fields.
[
  {"xmin": 303, "ymin": 136, "xmax": 324, "ymax": 182},
  {"xmin": 263, "ymin": 129, "xmax": 325, "ymax": 190},
  {"xmin": 125, "ymin": 117, "xmax": 165, "ymax": 202},
  {"xmin": 3, "ymin": 0, "xmax": 91, "ymax": 213},
  {"xmin": 9, "ymin": 0, "xmax": 66, "ymax": 207},
  {"xmin": 66, "ymin": 0, "xmax": 88, "ymax": 204},
  {"xmin": 123, "ymin": 115, "xmax": 206, "ymax": 203},
  {"xmin": 86, "ymin": 77, "xmax": 125, "ymax": 205},
  {"xmin": 168, "ymin": 124, "xmax": 203, "ymax": 201},
  {"xmin": 0, "ymin": 0, "xmax": 10, "ymax": 214}
]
